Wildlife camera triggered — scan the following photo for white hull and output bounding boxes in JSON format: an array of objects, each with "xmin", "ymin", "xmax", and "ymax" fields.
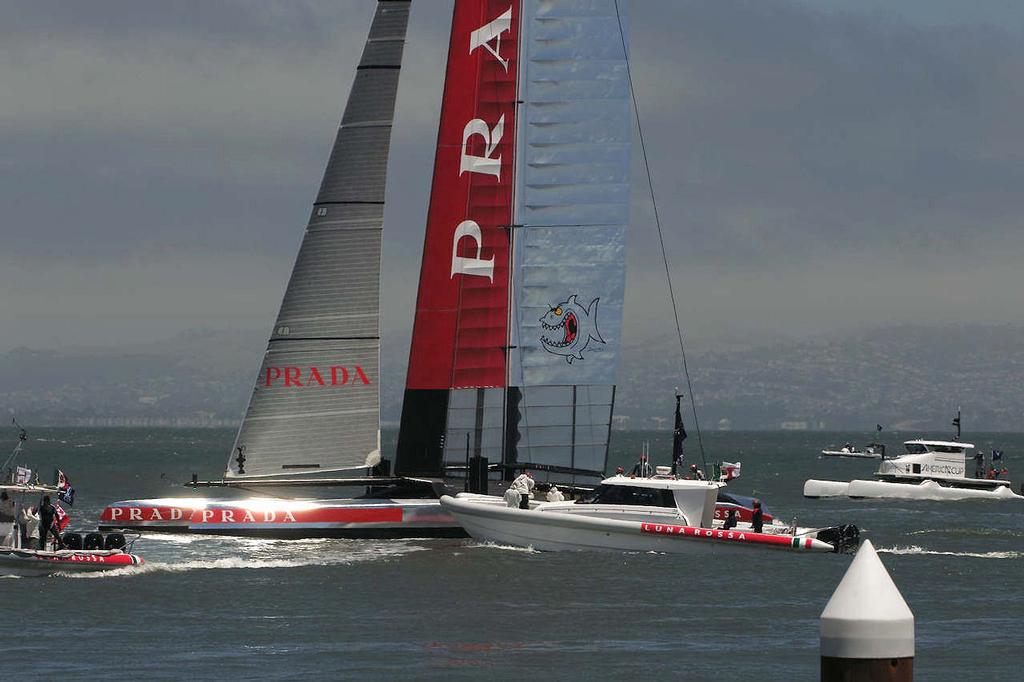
[
  {"xmin": 0, "ymin": 548, "xmax": 144, "ymax": 577},
  {"xmin": 439, "ymin": 495, "xmax": 834, "ymax": 553},
  {"xmin": 100, "ymin": 497, "xmax": 463, "ymax": 538},
  {"xmin": 821, "ymin": 450, "xmax": 882, "ymax": 459},
  {"xmin": 804, "ymin": 478, "xmax": 1024, "ymax": 501}
]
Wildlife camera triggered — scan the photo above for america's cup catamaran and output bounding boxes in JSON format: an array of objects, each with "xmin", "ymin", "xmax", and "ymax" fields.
[{"xmin": 102, "ymin": 0, "xmax": 635, "ymax": 538}]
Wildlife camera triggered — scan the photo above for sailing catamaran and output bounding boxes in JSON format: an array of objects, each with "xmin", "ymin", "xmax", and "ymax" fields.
[{"xmin": 102, "ymin": 0, "xmax": 633, "ymax": 537}]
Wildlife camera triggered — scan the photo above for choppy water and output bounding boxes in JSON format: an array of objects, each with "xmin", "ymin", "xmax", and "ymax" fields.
[{"xmin": 2, "ymin": 427, "xmax": 1021, "ymax": 680}]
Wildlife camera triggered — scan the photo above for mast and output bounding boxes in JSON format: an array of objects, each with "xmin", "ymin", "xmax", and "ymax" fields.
[{"xmin": 226, "ymin": 1, "xmax": 411, "ymax": 479}]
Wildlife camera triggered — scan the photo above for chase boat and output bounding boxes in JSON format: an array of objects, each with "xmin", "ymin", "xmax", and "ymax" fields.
[
  {"xmin": 440, "ymin": 474, "xmax": 859, "ymax": 554},
  {"xmin": 0, "ymin": 530, "xmax": 144, "ymax": 577},
  {"xmin": 804, "ymin": 438, "xmax": 1024, "ymax": 501}
]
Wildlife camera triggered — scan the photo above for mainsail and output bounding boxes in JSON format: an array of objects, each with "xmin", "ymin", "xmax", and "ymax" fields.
[
  {"xmin": 397, "ymin": 0, "xmax": 630, "ymax": 486},
  {"xmin": 226, "ymin": 1, "xmax": 410, "ymax": 479}
]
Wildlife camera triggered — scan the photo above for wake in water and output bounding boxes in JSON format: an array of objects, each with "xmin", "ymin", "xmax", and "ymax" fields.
[
  {"xmin": 54, "ymin": 536, "xmax": 436, "ymax": 578},
  {"xmin": 878, "ymin": 545, "xmax": 1024, "ymax": 560}
]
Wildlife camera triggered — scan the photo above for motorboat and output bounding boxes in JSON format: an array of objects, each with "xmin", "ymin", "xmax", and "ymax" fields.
[
  {"xmin": 440, "ymin": 475, "xmax": 859, "ymax": 554},
  {"xmin": 822, "ymin": 425, "xmax": 886, "ymax": 458},
  {"xmin": 821, "ymin": 443, "xmax": 885, "ymax": 459},
  {"xmin": 805, "ymin": 438, "xmax": 1024, "ymax": 501},
  {"xmin": 0, "ymin": 532, "xmax": 144, "ymax": 577},
  {"xmin": 1, "ymin": 429, "xmax": 146, "ymax": 576}
]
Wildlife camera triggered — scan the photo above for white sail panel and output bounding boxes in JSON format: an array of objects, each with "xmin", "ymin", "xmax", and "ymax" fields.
[{"xmin": 505, "ymin": 0, "xmax": 629, "ymax": 483}]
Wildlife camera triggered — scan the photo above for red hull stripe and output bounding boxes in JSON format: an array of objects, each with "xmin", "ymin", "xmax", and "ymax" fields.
[
  {"xmin": 641, "ymin": 523, "xmax": 814, "ymax": 550},
  {"xmin": 36, "ymin": 553, "xmax": 142, "ymax": 567},
  {"xmin": 405, "ymin": 0, "xmax": 519, "ymax": 390},
  {"xmin": 190, "ymin": 506, "xmax": 405, "ymax": 526}
]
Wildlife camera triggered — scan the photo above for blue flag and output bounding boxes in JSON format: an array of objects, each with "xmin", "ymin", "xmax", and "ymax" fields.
[{"xmin": 58, "ymin": 485, "xmax": 75, "ymax": 506}]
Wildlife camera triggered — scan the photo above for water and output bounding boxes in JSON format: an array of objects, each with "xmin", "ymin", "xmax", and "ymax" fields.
[{"xmin": 3, "ymin": 428, "xmax": 1022, "ymax": 679}]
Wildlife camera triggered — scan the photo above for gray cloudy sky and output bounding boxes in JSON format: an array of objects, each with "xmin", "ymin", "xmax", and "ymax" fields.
[{"xmin": 3, "ymin": 0, "xmax": 1024, "ymax": 357}]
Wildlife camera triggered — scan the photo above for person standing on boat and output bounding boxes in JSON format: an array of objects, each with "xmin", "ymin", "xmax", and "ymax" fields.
[
  {"xmin": 974, "ymin": 451, "xmax": 985, "ymax": 479},
  {"xmin": 20, "ymin": 505, "xmax": 40, "ymax": 548},
  {"xmin": 38, "ymin": 495, "xmax": 62, "ymax": 551},
  {"xmin": 689, "ymin": 464, "xmax": 705, "ymax": 481},
  {"xmin": 0, "ymin": 491, "xmax": 16, "ymax": 546},
  {"xmin": 510, "ymin": 472, "xmax": 535, "ymax": 509},
  {"xmin": 631, "ymin": 454, "xmax": 653, "ymax": 478},
  {"xmin": 751, "ymin": 500, "xmax": 764, "ymax": 533}
]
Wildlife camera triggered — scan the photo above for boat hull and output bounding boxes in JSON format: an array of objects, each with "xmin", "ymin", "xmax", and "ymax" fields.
[
  {"xmin": 99, "ymin": 497, "xmax": 465, "ymax": 539},
  {"xmin": 821, "ymin": 450, "xmax": 882, "ymax": 459},
  {"xmin": 804, "ymin": 478, "xmax": 1024, "ymax": 501},
  {"xmin": 439, "ymin": 495, "xmax": 834, "ymax": 553},
  {"xmin": 0, "ymin": 548, "xmax": 144, "ymax": 577}
]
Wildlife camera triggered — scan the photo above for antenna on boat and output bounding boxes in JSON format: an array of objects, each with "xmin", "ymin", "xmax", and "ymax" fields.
[
  {"xmin": 952, "ymin": 408, "xmax": 961, "ymax": 440},
  {"xmin": 614, "ymin": 1, "xmax": 708, "ymax": 476},
  {"xmin": 2, "ymin": 416, "xmax": 28, "ymax": 473}
]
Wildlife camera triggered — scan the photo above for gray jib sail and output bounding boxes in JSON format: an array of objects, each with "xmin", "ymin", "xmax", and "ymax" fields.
[
  {"xmin": 226, "ymin": 1, "xmax": 410, "ymax": 479},
  {"xmin": 506, "ymin": 0, "xmax": 631, "ymax": 484}
]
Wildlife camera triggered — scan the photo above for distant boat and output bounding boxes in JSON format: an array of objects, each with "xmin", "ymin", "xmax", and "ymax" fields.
[
  {"xmin": 102, "ymin": 0, "xmax": 633, "ymax": 537},
  {"xmin": 806, "ymin": 412, "xmax": 1023, "ymax": 500},
  {"xmin": 821, "ymin": 424, "xmax": 886, "ymax": 458},
  {"xmin": 821, "ymin": 444, "xmax": 885, "ymax": 459}
]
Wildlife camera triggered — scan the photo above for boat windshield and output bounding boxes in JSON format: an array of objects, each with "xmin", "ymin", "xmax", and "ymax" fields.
[
  {"xmin": 575, "ymin": 484, "xmax": 676, "ymax": 508},
  {"xmin": 717, "ymin": 491, "xmax": 773, "ymax": 517}
]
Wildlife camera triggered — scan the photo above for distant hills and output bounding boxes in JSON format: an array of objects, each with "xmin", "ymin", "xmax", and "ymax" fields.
[{"xmin": 2, "ymin": 324, "xmax": 1022, "ymax": 431}]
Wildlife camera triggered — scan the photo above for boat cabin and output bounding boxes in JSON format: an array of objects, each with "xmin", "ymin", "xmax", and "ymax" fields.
[
  {"xmin": 876, "ymin": 439, "xmax": 975, "ymax": 483},
  {"xmin": 574, "ymin": 476, "xmax": 722, "ymax": 528}
]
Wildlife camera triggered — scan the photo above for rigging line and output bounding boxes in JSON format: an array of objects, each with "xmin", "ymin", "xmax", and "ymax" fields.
[{"xmin": 613, "ymin": 0, "xmax": 707, "ymax": 472}]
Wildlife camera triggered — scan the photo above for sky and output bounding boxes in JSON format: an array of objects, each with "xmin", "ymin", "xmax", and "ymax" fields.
[{"xmin": 3, "ymin": 0, "xmax": 1024, "ymax": 359}]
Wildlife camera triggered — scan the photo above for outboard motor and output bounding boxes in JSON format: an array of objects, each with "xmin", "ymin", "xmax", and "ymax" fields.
[
  {"xmin": 83, "ymin": 532, "xmax": 105, "ymax": 550},
  {"xmin": 61, "ymin": 532, "xmax": 83, "ymax": 550},
  {"xmin": 104, "ymin": 532, "xmax": 127, "ymax": 550},
  {"xmin": 816, "ymin": 524, "xmax": 860, "ymax": 554}
]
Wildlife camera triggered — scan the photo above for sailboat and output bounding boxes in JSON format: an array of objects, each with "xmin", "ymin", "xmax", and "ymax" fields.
[{"xmin": 101, "ymin": 0, "xmax": 633, "ymax": 537}]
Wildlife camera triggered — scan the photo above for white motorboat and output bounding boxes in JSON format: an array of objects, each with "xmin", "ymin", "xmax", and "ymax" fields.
[
  {"xmin": 441, "ymin": 475, "xmax": 858, "ymax": 554},
  {"xmin": 805, "ymin": 438, "xmax": 1023, "ymax": 501},
  {"xmin": 821, "ymin": 443, "xmax": 885, "ymax": 459},
  {"xmin": 822, "ymin": 425, "xmax": 886, "ymax": 458}
]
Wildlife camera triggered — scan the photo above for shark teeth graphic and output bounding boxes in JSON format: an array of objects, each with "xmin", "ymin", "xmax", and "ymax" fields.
[{"xmin": 538, "ymin": 295, "xmax": 603, "ymax": 363}]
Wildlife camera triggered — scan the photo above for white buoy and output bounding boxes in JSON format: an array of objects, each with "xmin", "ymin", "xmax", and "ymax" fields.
[{"xmin": 820, "ymin": 539, "xmax": 914, "ymax": 680}]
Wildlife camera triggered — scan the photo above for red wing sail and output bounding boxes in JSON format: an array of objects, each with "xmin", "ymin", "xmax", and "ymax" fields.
[{"xmin": 397, "ymin": 0, "xmax": 519, "ymax": 475}]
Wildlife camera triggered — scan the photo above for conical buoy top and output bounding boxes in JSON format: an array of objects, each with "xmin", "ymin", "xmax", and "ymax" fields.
[{"xmin": 820, "ymin": 539, "xmax": 914, "ymax": 659}]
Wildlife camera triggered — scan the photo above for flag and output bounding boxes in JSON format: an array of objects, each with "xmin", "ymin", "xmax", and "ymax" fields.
[
  {"xmin": 876, "ymin": 424, "xmax": 883, "ymax": 432},
  {"xmin": 55, "ymin": 504, "xmax": 70, "ymax": 532},
  {"xmin": 58, "ymin": 485, "xmax": 75, "ymax": 506},
  {"xmin": 720, "ymin": 461, "xmax": 741, "ymax": 481},
  {"xmin": 672, "ymin": 394, "xmax": 687, "ymax": 463},
  {"xmin": 53, "ymin": 469, "xmax": 75, "ymax": 506},
  {"xmin": 15, "ymin": 466, "xmax": 31, "ymax": 485},
  {"xmin": 992, "ymin": 450, "xmax": 1003, "ymax": 461},
  {"xmin": 53, "ymin": 468, "xmax": 69, "ymax": 488}
]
